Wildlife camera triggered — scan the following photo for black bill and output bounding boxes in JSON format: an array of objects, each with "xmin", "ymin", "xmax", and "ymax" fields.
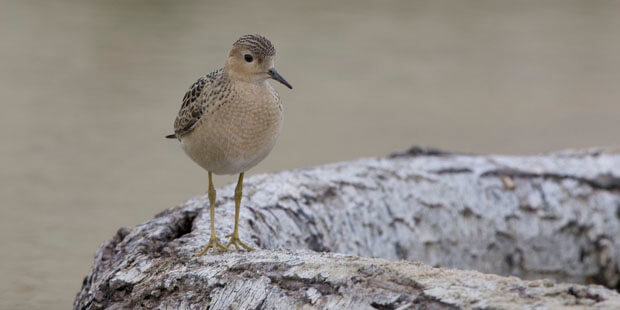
[{"xmin": 268, "ymin": 68, "xmax": 293, "ymax": 89}]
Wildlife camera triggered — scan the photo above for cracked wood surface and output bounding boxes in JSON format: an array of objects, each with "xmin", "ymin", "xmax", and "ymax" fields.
[{"xmin": 75, "ymin": 146, "xmax": 620, "ymax": 309}]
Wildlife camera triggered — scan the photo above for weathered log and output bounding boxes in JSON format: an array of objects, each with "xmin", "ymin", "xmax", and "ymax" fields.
[{"xmin": 74, "ymin": 147, "xmax": 620, "ymax": 309}]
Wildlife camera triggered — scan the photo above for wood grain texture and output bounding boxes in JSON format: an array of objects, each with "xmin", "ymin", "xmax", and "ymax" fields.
[{"xmin": 74, "ymin": 146, "xmax": 620, "ymax": 309}]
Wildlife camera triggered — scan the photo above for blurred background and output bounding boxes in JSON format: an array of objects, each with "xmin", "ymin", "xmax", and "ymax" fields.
[{"xmin": 1, "ymin": 0, "xmax": 619, "ymax": 308}]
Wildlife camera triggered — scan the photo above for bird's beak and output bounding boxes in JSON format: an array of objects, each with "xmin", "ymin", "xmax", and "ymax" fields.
[{"xmin": 268, "ymin": 68, "xmax": 293, "ymax": 89}]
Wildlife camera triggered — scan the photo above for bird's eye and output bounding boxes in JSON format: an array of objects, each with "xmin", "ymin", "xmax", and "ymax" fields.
[{"xmin": 244, "ymin": 54, "xmax": 253, "ymax": 62}]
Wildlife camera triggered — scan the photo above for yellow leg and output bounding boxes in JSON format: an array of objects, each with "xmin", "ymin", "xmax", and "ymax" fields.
[
  {"xmin": 197, "ymin": 172, "xmax": 227, "ymax": 256},
  {"xmin": 225, "ymin": 173, "xmax": 255, "ymax": 251}
]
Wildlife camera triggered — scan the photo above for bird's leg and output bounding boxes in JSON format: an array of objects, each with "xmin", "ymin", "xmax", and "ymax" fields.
[
  {"xmin": 198, "ymin": 172, "xmax": 227, "ymax": 256},
  {"xmin": 225, "ymin": 173, "xmax": 255, "ymax": 251}
]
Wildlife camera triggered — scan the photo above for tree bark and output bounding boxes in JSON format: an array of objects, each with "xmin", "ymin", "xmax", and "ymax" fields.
[{"xmin": 74, "ymin": 146, "xmax": 620, "ymax": 309}]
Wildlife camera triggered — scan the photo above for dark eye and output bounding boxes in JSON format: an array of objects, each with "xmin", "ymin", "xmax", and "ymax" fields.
[{"xmin": 244, "ymin": 54, "xmax": 253, "ymax": 62}]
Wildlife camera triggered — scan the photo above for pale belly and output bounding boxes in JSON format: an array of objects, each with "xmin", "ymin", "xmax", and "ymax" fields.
[{"xmin": 180, "ymin": 99, "xmax": 282, "ymax": 175}]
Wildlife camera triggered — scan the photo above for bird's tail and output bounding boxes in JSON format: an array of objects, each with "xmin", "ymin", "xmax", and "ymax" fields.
[{"xmin": 165, "ymin": 134, "xmax": 176, "ymax": 139}]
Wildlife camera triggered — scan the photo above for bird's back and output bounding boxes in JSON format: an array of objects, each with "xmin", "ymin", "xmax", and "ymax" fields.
[{"xmin": 172, "ymin": 68, "xmax": 225, "ymax": 138}]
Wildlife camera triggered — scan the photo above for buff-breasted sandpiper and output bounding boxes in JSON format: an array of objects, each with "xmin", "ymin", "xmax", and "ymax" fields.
[{"xmin": 166, "ymin": 34, "xmax": 292, "ymax": 255}]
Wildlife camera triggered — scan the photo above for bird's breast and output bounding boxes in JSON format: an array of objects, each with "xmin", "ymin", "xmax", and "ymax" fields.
[{"xmin": 181, "ymin": 82, "xmax": 283, "ymax": 175}]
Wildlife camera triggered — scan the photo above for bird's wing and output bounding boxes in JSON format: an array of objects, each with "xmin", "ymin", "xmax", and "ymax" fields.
[{"xmin": 172, "ymin": 68, "xmax": 224, "ymax": 138}]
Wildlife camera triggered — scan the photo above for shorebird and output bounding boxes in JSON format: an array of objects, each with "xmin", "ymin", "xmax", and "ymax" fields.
[{"xmin": 166, "ymin": 34, "xmax": 292, "ymax": 255}]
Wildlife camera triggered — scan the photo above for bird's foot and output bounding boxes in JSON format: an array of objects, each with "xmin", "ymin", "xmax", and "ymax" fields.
[
  {"xmin": 197, "ymin": 236, "xmax": 228, "ymax": 256},
  {"xmin": 225, "ymin": 233, "xmax": 255, "ymax": 251}
]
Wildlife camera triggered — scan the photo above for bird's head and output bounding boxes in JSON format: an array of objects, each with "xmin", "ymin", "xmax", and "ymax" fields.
[{"xmin": 225, "ymin": 34, "xmax": 292, "ymax": 89}]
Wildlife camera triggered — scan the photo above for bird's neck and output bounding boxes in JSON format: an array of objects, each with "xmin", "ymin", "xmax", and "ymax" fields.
[{"xmin": 224, "ymin": 67, "xmax": 268, "ymax": 88}]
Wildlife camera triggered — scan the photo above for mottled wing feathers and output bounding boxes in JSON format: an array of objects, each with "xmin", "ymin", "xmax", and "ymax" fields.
[{"xmin": 172, "ymin": 68, "xmax": 224, "ymax": 138}]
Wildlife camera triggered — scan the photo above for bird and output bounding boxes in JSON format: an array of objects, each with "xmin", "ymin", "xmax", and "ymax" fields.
[{"xmin": 166, "ymin": 34, "xmax": 292, "ymax": 255}]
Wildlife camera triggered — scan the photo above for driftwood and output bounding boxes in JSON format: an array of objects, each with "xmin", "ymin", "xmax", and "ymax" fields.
[{"xmin": 74, "ymin": 146, "xmax": 620, "ymax": 309}]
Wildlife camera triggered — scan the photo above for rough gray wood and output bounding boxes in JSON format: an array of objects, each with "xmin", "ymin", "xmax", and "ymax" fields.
[{"xmin": 74, "ymin": 146, "xmax": 620, "ymax": 309}]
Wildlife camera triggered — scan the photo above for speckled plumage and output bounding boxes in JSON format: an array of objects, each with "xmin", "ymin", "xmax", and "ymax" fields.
[
  {"xmin": 173, "ymin": 68, "xmax": 225, "ymax": 137},
  {"xmin": 168, "ymin": 34, "xmax": 291, "ymax": 254},
  {"xmin": 178, "ymin": 75, "xmax": 282, "ymax": 175},
  {"xmin": 170, "ymin": 35, "xmax": 285, "ymax": 175}
]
